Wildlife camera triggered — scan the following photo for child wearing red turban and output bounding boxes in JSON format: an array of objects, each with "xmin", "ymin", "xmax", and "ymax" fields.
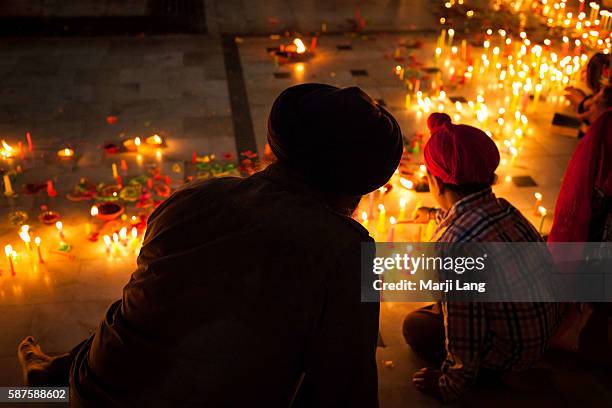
[{"xmin": 405, "ymin": 113, "xmax": 563, "ymax": 403}]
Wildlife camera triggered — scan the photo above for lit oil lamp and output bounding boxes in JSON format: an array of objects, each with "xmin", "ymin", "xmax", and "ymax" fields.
[
  {"xmin": 146, "ymin": 134, "xmax": 164, "ymax": 146},
  {"xmin": 273, "ymin": 38, "xmax": 312, "ymax": 63},
  {"xmin": 123, "ymin": 137, "xmax": 142, "ymax": 152},
  {"xmin": 96, "ymin": 202, "xmax": 124, "ymax": 221},
  {"xmin": 1, "ymin": 140, "xmax": 15, "ymax": 159},
  {"xmin": 57, "ymin": 148, "xmax": 75, "ymax": 160}
]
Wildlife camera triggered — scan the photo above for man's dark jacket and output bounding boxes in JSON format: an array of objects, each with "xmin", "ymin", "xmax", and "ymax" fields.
[{"xmin": 70, "ymin": 163, "xmax": 379, "ymax": 407}]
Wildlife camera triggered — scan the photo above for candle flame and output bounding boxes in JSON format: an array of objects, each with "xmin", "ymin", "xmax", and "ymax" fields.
[
  {"xmin": 1, "ymin": 140, "xmax": 15, "ymax": 158},
  {"xmin": 131, "ymin": 227, "xmax": 138, "ymax": 239},
  {"xmin": 34, "ymin": 236, "xmax": 41, "ymax": 246},
  {"xmin": 55, "ymin": 221, "xmax": 63, "ymax": 231},
  {"xmin": 534, "ymin": 192, "xmax": 542, "ymax": 200},
  {"xmin": 378, "ymin": 204, "xmax": 386, "ymax": 213},
  {"xmin": 103, "ymin": 235, "xmax": 111, "ymax": 247},
  {"xmin": 134, "ymin": 137, "xmax": 141, "ymax": 146},
  {"xmin": 293, "ymin": 38, "xmax": 306, "ymax": 54},
  {"xmin": 361, "ymin": 211, "xmax": 368, "ymax": 222},
  {"xmin": 91, "ymin": 206, "xmax": 99, "ymax": 217},
  {"xmin": 538, "ymin": 206, "xmax": 547, "ymax": 216},
  {"xmin": 5, "ymin": 244, "xmax": 12, "ymax": 256},
  {"xmin": 58, "ymin": 148, "xmax": 74, "ymax": 157},
  {"xmin": 119, "ymin": 227, "xmax": 127, "ymax": 240},
  {"xmin": 19, "ymin": 230, "xmax": 31, "ymax": 243},
  {"xmin": 399, "ymin": 197, "xmax": 407, "ymax": 209},
  {"xmin": 389, "ymin": 216, "xmax": 397, "ymax": 225},
  {"xmin": 400, "ymin": 177, "xmax": 414, "ymax": 189}
]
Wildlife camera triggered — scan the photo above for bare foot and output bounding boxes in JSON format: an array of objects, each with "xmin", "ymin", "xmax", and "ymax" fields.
[{"xmin": 17, "ymin": 336, "xmax": 70, "ymax": 386}]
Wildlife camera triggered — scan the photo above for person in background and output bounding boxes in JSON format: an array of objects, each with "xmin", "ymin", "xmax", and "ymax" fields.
[
  {"xmin": 17, "ymin": 83, "xmax": 403, "ymax": 407},
  {"xmin": 565, "ymin": 53, "xmax": 610, "ymax": 137},
  {"xmin": 548, "ymin": 89, "xmax": 612, "ymax": 365},
  {"xmin": 403, "ymin": 113, "xmax": 563, "ymax": 403}
]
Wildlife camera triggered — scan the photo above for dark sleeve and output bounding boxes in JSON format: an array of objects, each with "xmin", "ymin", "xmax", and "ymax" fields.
[{"xmin": 295, "ymin": 239, "xmax": 380, "ymax": 408}]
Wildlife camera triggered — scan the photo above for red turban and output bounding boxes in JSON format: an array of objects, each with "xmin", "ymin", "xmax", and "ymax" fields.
[{"xmin": 424, "ymin": 112, "xmax": 499, "ymax": 185}]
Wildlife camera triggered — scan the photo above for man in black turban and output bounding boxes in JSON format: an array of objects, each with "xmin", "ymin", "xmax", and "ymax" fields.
[{"xmin": 18, "ymin": 83, "xmax": 403, "ymax": 407}]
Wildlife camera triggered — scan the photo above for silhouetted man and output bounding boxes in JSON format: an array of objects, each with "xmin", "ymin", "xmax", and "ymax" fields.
[{"xmin": 19, "ymin": 83, "xmax": 403, "ymax": 407}]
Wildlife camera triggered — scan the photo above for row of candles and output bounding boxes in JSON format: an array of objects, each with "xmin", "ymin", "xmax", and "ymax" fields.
[
  {"xmin": 355, "ymin": 173, "xmax": 550, "ymax": 242},
  {"xmin": 2, "ymin": 132, "xmax": 167, "ymax": 198},
  {"xmin": 0, "ymin": 133, "xmax": 165, "ymax": 163},
  {"xmin": 2, "ymin": 209, "xmax": 144, "ymax": 277}
]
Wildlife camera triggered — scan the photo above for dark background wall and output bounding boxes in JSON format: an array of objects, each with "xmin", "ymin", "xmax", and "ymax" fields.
[{"xmin": 0, "ymin": 0, "xmax": 206, "ymax": 35}]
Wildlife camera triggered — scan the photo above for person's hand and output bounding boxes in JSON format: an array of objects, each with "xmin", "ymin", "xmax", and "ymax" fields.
[
  {"xmin": 577, "ymin": 88, "xmax": 607, "ymax": 124},
  {"xmin": 564, "ymin": 87, "xmax": 586, "ymax": 108},
  {"xmin": 413, "ymin": 207, "xmax": 434, "ymax": 223},
  {"xmin": 412, "ymin": 367, "xmax": 443, "ymax": 399}
]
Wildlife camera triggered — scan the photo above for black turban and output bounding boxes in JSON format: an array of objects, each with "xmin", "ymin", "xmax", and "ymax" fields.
[{"xmin": 267, "ymin": 83, "xmax": 403, "ymax": 196}]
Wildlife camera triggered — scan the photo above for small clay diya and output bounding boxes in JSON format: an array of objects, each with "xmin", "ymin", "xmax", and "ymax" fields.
[
  {"xmin": 103, "ymin": 143, "xmax": 119, "ymax": 154},
  {"xmin": 119, "ymin": 185, "xmax": 141, "ymax": 202},
  {"xmin": 8, "ymin": 210, "xmax": 28, "ymax": 226},
  {"xmin": 38, "ymin": 210, "xmax": 60, "ymax": 225},
  {"xmin": 122, "ymin": 137, "xmax": 141, "ymax": 152},
  {"xmin": 57, "ymin": 148, "xmax": 75, "ymax": 160},
  {"xmin": 96, "ymin": 185, "xmax": 122, "ymax": 201},
  {"xmin": 97, "ymin": 202, "xmax": 124, "ymax": 221}
]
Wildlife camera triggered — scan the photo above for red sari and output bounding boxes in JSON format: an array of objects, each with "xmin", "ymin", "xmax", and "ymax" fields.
[{"xmin": 549, "ymin": 109, "xmax": 612, "ymax": 243}]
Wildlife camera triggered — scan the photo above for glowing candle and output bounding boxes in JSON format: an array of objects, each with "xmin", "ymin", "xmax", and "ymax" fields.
[
  {"xmin": 119, "ymin": 227, "xmax": 128, "ymax": 245},
  {"xmin": 532, "ymin": 83, "xmax": 543, "ymax": 110},
  {"xmin": 111, "ymin": 232, "xmax": 120, "ymax": 255},
  {"xmin": 538, "ymin": 206, "xmax": 547, "ymax": 235},
  {"xmin": 399, "ymin": 197, "xmax": 407, "ymax": 220},
  {"xmin": 447, "ymin": 28, "xmax": 455, "ymax": 49},
  {"xmin": 103, "ymin": 235, "xmax": 111, "ymax": 255},
  {"xmin": 533, "ymin": 192, "xmax": 543, "ymax": 214},
  {"xmin": 91, "ymin": 205, "xmax": 99, "ymax": 217},
  {"xmin": 5, "ymin": 245, "xmax": 15, "ymax": 276},
  {"xmin": 361, "ymin": 211, "xmax": 369, "ymax": 229},
  {"xmin": 376, "ymin": 204, "xmax": 386, "ymax": 234},
  {"xmin": 55, "ymin": 221, "xmax": 64, "ymax": 240},
  {"xmin": 134, "ymin": 137, "xmax": 141, "ymax": 147},
  {"xmin": 34, "ymin": 237, "xmax": 43, "ymax": 263},
  {"xmin": 399, "ymin": 177, "xmax": 414, "ymax": 189},
  {"xmin": 387, "ymin": 216, "xmax": 397, "ymax": 242},
  {"xmin": 3, "ymin": 174, "xmax": 15, "ymax": 197},
  {"xmin": 19, "ymin": 225, "xmax": 31, "ymax": 252}
]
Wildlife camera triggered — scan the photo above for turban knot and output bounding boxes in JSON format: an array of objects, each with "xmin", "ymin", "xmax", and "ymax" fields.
[{"xmin": 424, "ymin": 112, "xmax": 499, "ymax": 185}]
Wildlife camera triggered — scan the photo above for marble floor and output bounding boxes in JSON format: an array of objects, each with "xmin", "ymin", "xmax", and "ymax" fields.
[{"xmin": 0, "ymin": 1, "xmax": 609, "ymax": 407}]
